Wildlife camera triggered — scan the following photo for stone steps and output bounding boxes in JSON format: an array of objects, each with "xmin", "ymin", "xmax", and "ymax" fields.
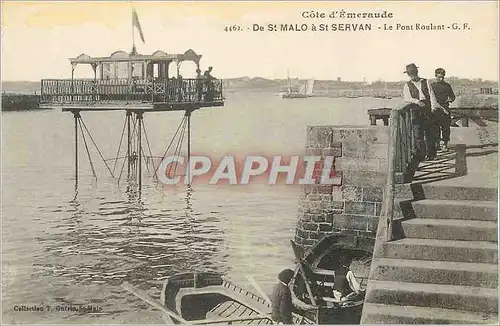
[
  {"xmin": 369, "ymin": 258, "xmax": 498, "ymax": 288},
  {"xmin": 365, "ymin": 280, "xmax": 498, "ymax": 314},
  {"xmin": 362, "ymin": 185, "xmax": 498, "ymax": 324},
  {"xmin": 378, "ymin": 238, "xmax": 498, "ymax": 264},
  {"xmin": 394, "ymin": 184, "xmax": 498, "ymax": 202},
  {"xmin": 401, "ymin": 218, "xmax": 497, "ymax": 242},
  {"xmin": 362, "ymin": 303, "xmax": 499, "ymax": 324},
  {"xmin": 412, "ymin": 199, "xmax": 497, "ymax": 221}
]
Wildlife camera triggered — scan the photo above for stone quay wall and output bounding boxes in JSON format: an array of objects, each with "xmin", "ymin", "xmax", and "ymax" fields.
[{"xmin": 295, "ymin": 126, "xmax": 390, "ymax": 250}]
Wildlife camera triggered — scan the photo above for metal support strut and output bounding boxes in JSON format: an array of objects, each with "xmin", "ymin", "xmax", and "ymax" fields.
[
  {"xmin": 185, "ymin": 109, "xmax": 192, "ymax": 186},
  {"xmin": 136, "ymin": 111, "xmax": 144, "ymax": 191},
  {"xmin": 73, "ymin": 110, "xmax": 81, "ymax": 184},
  {"xmin": 126, "ymin": 111, "xmax": 132, "ymax": 177}
]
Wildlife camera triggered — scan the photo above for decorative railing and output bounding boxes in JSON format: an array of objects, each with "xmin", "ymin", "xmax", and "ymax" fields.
[
  {"xmin": 40, "ymin": 78, "xmax": 224, "ymax": 105},
  {"xmin": 382, "ymin": 103, "xmax": 417, "ymax": 241}
]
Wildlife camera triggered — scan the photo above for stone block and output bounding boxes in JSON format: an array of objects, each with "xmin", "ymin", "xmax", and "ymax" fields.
[
  {"xmin": 298, "ymin": 229, "xmax": 309, "ymax": 238},
  {"xmin": 342, "ymin": 186, "xmax": 363, "ymax": 201},
  {"xmin": 345, "ymin": 201, "xmax": 376, "ymax": 216},
  {"xmin": 312, "ymin": 214, "xmax": 326, "ymax": 223},
  {"xmin": 302, "ymin": 239, "xmax": 316, "ymax": 246},
  {"xmin": 307, "ymin": 126, "xmax": 333, "ymax": 147},
  {"xmin": 363, "ymin": 187, "xmax": 384, "ymax": 202},
  {"xmin": 343, "ymin": 171, "xmax": 387, "ymax": 187},
  {"xmin": 294, "ymin": 235, "xmax": 304, "ymax": 245},
  {"xmin": 308, "ymin": 231, "xmax": 321, "ymax": 239},
  {"xmin": 332, "ymin": 187, "xmax": 343, "ymax": 200},
  {"xmin": 317, "ymin": 184, "xmax": 333, "ymax": 194},
  {"xmin": 323, "ymin": 146, "xmax": 342, "ymax": 157},
  {"xmin": 366, "ymin": 126, "xmax": 390, "ymax": 144},
  {"xmin": 328, "ymin": 201, "xmax": 345, "ymax": 211},
  {"xmin": 303, "ymin": 223, "xmax": 318, "ymax": 231},
  {"xmin": 305, "ymin": 147, "xmax": 323, "ymax": 156},
  {"xmin": 342, "ymin": 142, "xmax": 389, "ymax": 159},
  {"xmin": 335, "ymin": 157, "xmax": 388, "ymax": 172},
  {"xmin": 375, "ymin": 203, "xmax": 382, "ymax": 216},
  {"xmin": 366, "ymin": 215, "xmax": 379, "ymax": 232},
  {"xmin": 300, "ymin": 213, "xmax": 314, "ymax": 222},
  {"xmin": 319, "ymin": 223, "xmax": 333, "ymax": 232},
  {"xmin": 332, "ymin": 214, "xmax": 368, "ymax": 231},
  {"xmin": 307, "ymin": 194, "xmax": 321, "ymax": 201}
]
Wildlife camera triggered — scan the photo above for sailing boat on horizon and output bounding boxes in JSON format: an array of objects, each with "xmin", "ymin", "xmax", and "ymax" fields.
[{"xmin": 282, "ymin": 70, "xmax": 315, "ymax": 99}]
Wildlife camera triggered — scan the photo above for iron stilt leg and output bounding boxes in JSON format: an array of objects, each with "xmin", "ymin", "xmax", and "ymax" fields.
[
  {"xmin": 73, "ymin": 110, "xmax": 81, "ymax": 184},
  {"xmin": 137, "ymin": 111, "xmax": 143, "ymax": 191},
  {"xmin": 126, "ymin": 111, "xmax": 132, "ymax": 177},
  {"xmin": 185, "ymin": 109, "xmax": 192, "ymax": 186}
]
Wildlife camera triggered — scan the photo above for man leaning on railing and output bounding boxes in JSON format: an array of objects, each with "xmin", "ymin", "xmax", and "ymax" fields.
[{"xmin": 402, "ymin": 63, "xmax": 440, "ymax": 161}]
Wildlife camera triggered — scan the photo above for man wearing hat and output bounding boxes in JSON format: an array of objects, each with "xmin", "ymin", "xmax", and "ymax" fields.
[
  {"xmin": 271, "ymin": 269, "xmax": 294, "ymax": 324},
  {"xmin": 402, "ymin": 63, "xmax": 440, "ymax": 160},
  {"xmin": 431, "ymin": 68, "xmax": 456, "ymax": 151}
]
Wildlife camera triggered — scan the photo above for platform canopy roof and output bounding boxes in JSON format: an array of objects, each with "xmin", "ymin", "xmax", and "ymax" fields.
[{"xmin": 69, "ymin": 49, "xmax": 202, "ymax": 65}]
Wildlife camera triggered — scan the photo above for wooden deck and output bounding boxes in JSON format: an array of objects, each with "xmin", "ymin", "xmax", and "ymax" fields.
[{"xmin": 40, "ymin": 78, "xmax": 224, "ymax": 111}]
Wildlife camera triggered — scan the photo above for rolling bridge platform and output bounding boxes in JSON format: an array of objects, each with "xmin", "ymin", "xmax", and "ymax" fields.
[{"xmin": 40, "ymin": 48, "xmax": 224, "ymax": 189}]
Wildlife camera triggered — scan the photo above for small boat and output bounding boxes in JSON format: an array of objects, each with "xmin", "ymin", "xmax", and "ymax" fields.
[
  {"xmin": 122, "ymin": 272, "xmax": 314, "ymax": 324},
  {"xmin": 289, "ymin": 232, "xmax": 375, "ymax": 324},
  {"xmin": 282, "ymin": 70, "xmax": 314, "ymax": 99}
]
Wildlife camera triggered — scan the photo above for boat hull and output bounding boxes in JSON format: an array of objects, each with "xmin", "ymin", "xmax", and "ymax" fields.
[
  {"xmin": 160, "ymin": 272, "xmax": 314, "ymax": 324},
  {"xmin": 290, "ymin": 232, "xmax": 375, "ymax": 324}
]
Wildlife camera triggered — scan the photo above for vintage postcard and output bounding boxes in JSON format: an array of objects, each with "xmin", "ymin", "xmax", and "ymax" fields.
[{"xmin": 1, "ymin": 1, "xmax": 498, "ymax": 324}]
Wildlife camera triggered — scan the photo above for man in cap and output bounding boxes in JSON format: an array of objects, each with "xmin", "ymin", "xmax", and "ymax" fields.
[
  {"xmin": 271, "ymin": 269, "xmax": 294, "ymax": 324},
  {"xmin": 431, "ymin": 68, "xmax": 456, "ymax": 151},
  {"xmin": 403, "ymin": 63, "xmax": 440, "ymax": 161}
]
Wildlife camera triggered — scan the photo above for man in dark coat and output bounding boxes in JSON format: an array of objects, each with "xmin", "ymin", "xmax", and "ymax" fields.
[
  {"xmin": 431, "ymin": 68, "xmax": 456, "ymax": 151},
  {"xmin": 271, "ymin": 269, "xmax": 294, "ymax": 324},
  {"xmin": 403, "ymin": 63, "xmax": 440, "ymax": 161}
]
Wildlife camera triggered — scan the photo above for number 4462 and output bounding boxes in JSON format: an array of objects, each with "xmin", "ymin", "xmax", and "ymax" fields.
[{"xmin": 224, "ymin": 25, "xmax": 242, "ymax": 32}]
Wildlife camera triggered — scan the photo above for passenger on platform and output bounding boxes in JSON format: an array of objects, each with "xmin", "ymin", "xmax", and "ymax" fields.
[
  {"xmin": 203, "ymin": 66, "xmax": 214, "ymax": 80},
  {"xmin": 196, "ymin": 68, "xmax": 204, "ymax": 101},
  {"xmin": 431, "ymin": 68, "xmax": 456, "ymax": 152},
  {"xmin": 402, "ymin": 63, "xmax": 440, "ymax": 161},
  {"xmin": 271, "ymin": 269, "xmax": 294, "ymax": 325},
  {"xmin": 203, "ymin": 66, "xmax": 216, "ymax": 102},
  {"xmin": 177, "ymin": 75, "xmax": 185, "ymax": 101},
  {"xmin": 332, "ymin": 257, "xmax": 362, "ymax": 302}
]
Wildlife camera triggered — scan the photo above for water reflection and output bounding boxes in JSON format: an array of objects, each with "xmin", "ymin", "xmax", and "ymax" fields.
[{"xmin": 35, "ymin": 176, "xmax": 226, "ymax": 300}]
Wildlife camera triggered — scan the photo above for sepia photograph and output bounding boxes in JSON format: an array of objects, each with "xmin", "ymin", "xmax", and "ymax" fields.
[{"xmin": 1, "ymin": 1, "xmax": 498, "ymax": 324}]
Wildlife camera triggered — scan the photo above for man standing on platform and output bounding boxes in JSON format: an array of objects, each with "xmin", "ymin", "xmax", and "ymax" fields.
[
  {"xmin": 403, "ymin": 63, "xmax": 440, "ymax": 161},
  {"xmin": 431, "ymin": 68, "xmax": 456, "ymax": 151}
]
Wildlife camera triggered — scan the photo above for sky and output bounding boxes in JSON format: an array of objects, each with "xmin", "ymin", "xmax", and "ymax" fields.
[{"xmin": 1, "ymin": 1, "xmax": 499, "ymax": 82}]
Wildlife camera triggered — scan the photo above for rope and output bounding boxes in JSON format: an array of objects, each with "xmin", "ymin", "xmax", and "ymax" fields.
[
  {"xmin": 80, "ymin": 118, "xmax": 116, "ymax": 178},
  {"xmin": 78, "ymin": 118, "xmax": 97, "ymax": 180},
  {"xmin": 112, "ymin": 115, "xmax": 128, "ymax": 174},
  {"xmin": 153, "ymin": 115, "xmax": 187, "ymax": 180}
]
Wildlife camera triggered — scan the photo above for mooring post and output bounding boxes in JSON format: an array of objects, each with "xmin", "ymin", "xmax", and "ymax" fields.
[
  {"xmin": 126, "ymin": 110, "xmax": 132, "ymax": 177},
  {"xmin": 137, "ymin": 111, "xmax": 143, "ymax": 191},
  {"xmin": 73, "ymin": 110, "xmax": 81, "ymax": 184}
]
